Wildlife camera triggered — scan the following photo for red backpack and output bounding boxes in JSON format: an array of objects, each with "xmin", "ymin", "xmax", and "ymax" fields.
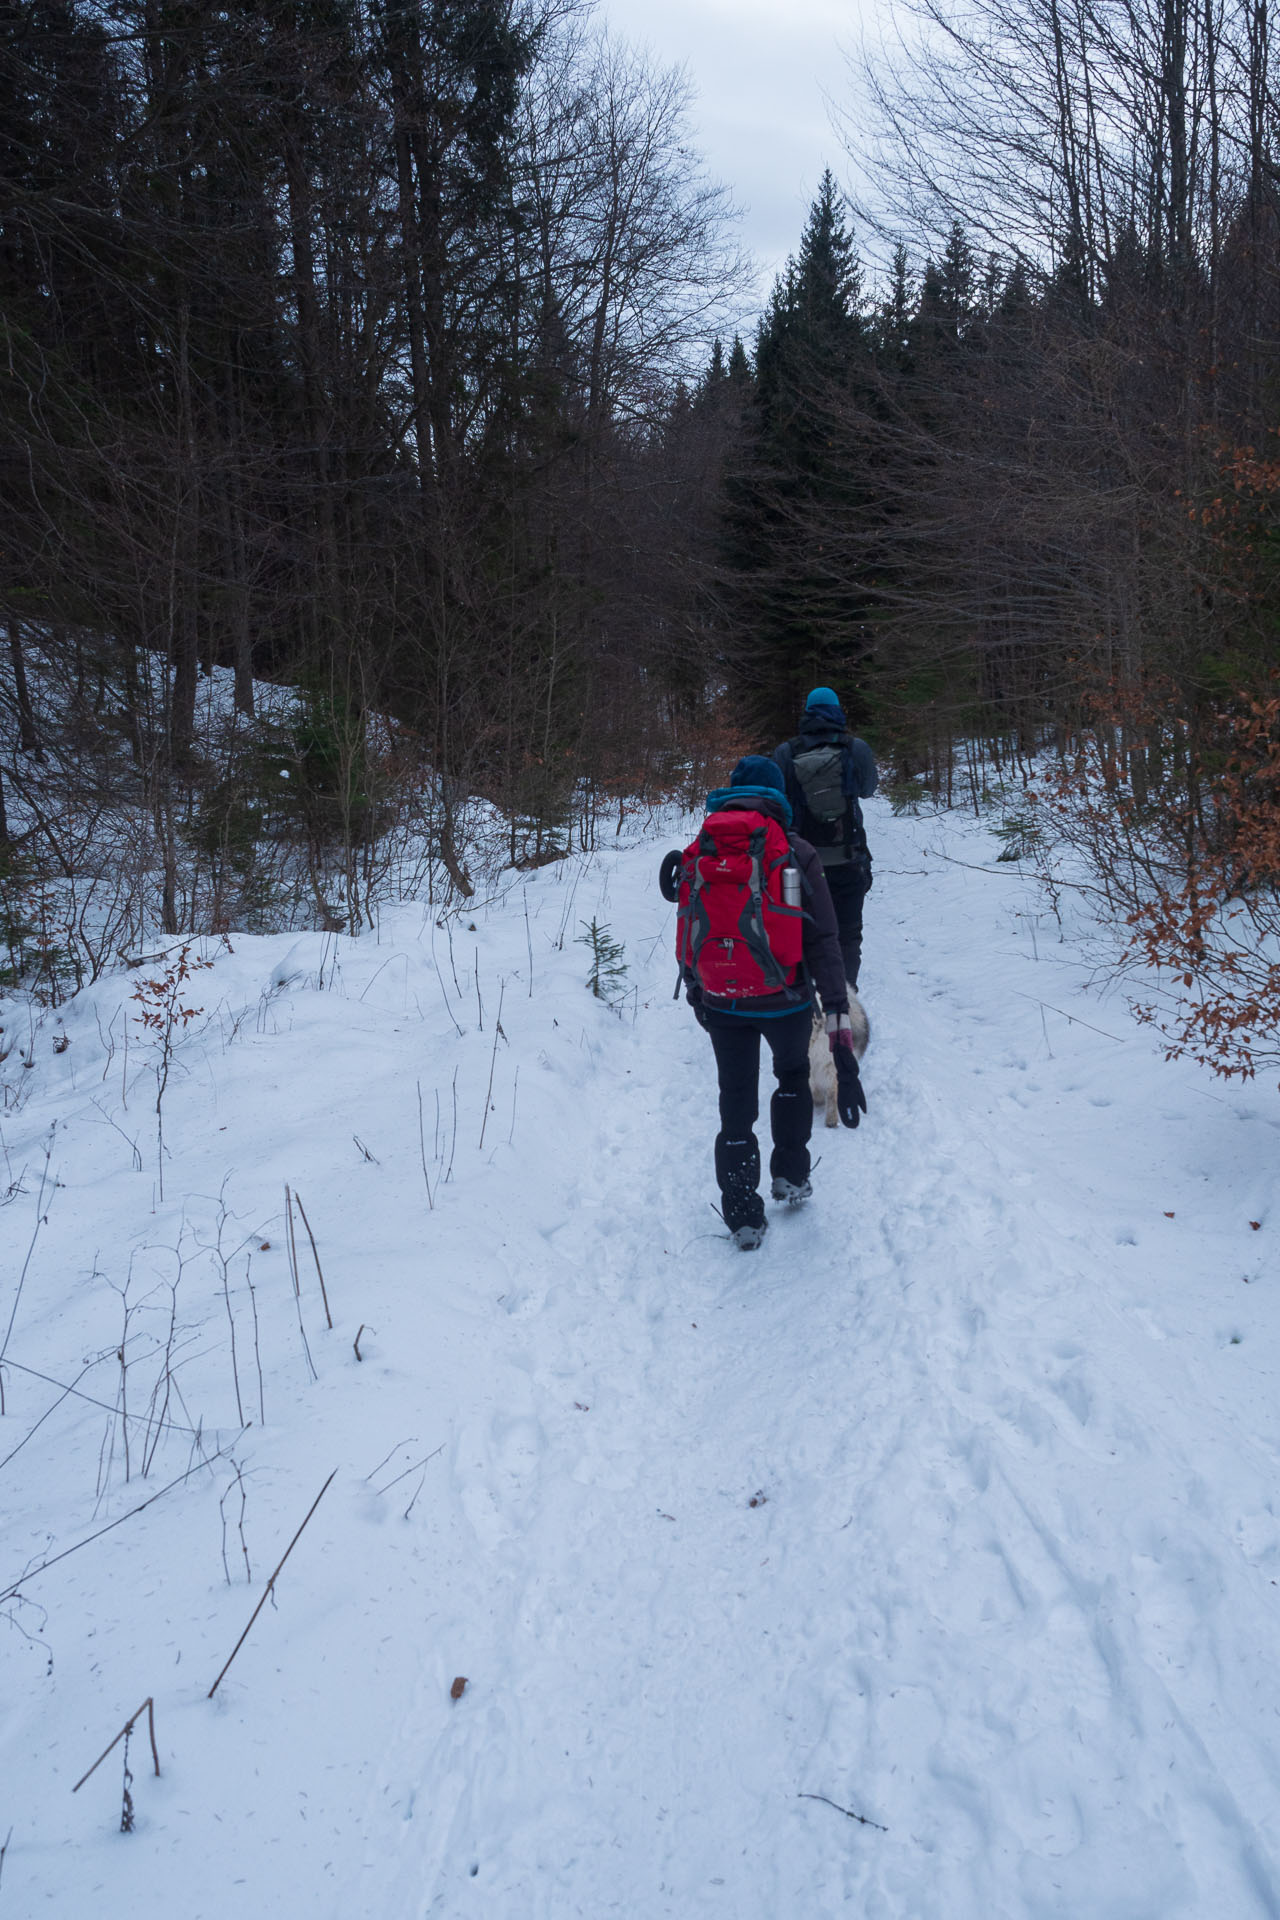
[{"xmin": 676, "ymin": 809, "xmax": 804, "ymax": 999}]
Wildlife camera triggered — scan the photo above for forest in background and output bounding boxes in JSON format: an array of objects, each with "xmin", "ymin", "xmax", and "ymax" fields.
[
  {"xmin": 0, "ymin": 0, "xmax": 747, "ymax": 952},
  {"xmin": 4, "ymin": 0, "xmax": 1280, "ymax": 1075}
]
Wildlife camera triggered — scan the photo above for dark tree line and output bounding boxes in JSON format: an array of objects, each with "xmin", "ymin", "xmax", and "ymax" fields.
[
  {"xmin": 709, "ymin": 0, "xmax": 1280, "ymax": 794},
  {"xmin": 8, "ymin": 0, "xmax": 1280, "ymax": 1001},
  {"xmin": 689, "ymin": 0, "xmax": 1280, "ymax": 1075},
  {"xmin": 0, "ymin": 0, "xmax": 744, "ymax": 953}
]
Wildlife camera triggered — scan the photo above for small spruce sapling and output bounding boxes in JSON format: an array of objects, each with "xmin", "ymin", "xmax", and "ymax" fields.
[{"xmin": 576, "ymin": 919, "xmax": 627, "ymax": 1003}]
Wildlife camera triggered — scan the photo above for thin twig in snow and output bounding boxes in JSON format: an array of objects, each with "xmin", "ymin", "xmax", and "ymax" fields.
[
  {"xmin": 283, "ymin": 1187, "xmax": 317, "ymax": 1383},
  {"xmin": 219, "ymin": 1460, "xmax": 252, "ymax": 1584},
  {"xmin": 1006, "ymin": 987, "xmax": 1127, "ymax": 1043},
  {"xmin": 428, "ymin": 920, "xmax": 463, "ymax": 1037},
  {"xmin": 1, "ymin": 1448, "xmax": 234, "ymax": 1604},
  {"xmin": 478, "ymin": 980, "xmax": 506, "ymax": 1150},
  {"xmin": 364, "ymin": 1438, "xmax": 417, "ymax": 1483},
  {"xmin": 0, "ymin": 1132, "xmax": 55, "ymax": 1370},
  {"xmin": 72, "ymin": 1698, "xmax": 160, "ymax": 1794},
  {"xmin": 523, "ymin": 886, "xmax": 534, "ymax": 995},
  {"xmin": 0, "ymin": 1360, "xmax": 95, "ymax": 1475},
  {"xmin": 416, "ymin": 1081, "xmax": 435, "ymax": 1210},
  {"xmin": 0, "ymin": 1355, "xmax": 203, "ymax": 1437},
  {"xmin": 245, "ymin": 1257, "xmax": 265, "ymax": 1424},
  {"xmin": 373, "ymin": 1443, "xmax": 445, "ymax": 1496},
  {"xmin": 207, "ymin": 1469, "xmax": 337, "ymax": 1697},
  {"xmin": 796, "ymin": 1792, "xmax": 888, "ymax": 1832},
  {"xmin": 292, "ymin": 1193, "xmax": 332, "ymax": 1330}
]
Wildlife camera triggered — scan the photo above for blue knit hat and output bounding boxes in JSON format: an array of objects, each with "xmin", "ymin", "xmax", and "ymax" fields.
[
  {"xmin": 805, "ymin": 686, "xmax": 840, "ymax": 710},
  {"xmin": 729, "ymin": 754, "xmax": 785, "ymax": 794}
]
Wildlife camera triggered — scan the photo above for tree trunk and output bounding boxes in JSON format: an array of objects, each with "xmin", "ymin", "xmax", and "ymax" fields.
[{"xmin": 7, "ymin": 619, "xmax": 42, "ymax": 756}]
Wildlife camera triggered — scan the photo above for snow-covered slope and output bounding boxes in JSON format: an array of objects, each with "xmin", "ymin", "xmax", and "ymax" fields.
[{"xmin": 2, "ymin": 797, "xmax": 1278, "ymax": 1918}]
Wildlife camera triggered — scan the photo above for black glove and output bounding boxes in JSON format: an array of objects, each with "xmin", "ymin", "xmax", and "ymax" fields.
[
  {"xmin": 659, "ymin": 849, "xmax": 683, "ymax": 903},
  {"xmin": 834, "ymin": 1049, "xmax": 867, "ymax": 1128}
]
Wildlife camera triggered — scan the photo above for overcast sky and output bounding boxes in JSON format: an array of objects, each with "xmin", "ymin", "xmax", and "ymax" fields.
[{"xmin": 599, "ymin": 0, "xmax": 872, "ymax": 307}]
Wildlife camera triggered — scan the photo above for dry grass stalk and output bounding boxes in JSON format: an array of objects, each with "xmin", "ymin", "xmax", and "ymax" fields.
[
  {"xmin": 206, "ymin": 1468, "xmax": 337, "ymax": 1698},
  {"xmin": 71, "ymin": 1696, "xmax": 160, "ymax": 1794},
  {"xmin": 291, "ymin": 1192, "xmax": 332, "ymax": 1329}
]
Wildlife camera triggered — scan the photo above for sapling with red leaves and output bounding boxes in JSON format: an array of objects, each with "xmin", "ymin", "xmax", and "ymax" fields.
[
  {"xmin": 130, "ymin": 945, "xmax": 212, "ymax": 1198},
  {"xmin": 1042, "ymin": 682, "xmax": 1280, "ymax": 1081}
]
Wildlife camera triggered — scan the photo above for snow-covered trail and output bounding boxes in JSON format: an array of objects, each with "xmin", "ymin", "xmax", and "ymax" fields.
[{"xmin": 3, "ymin": 800, "xmax": 1279, "ymax": 1917}]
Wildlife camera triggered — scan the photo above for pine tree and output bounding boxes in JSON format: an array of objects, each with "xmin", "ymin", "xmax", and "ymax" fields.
[
  {"xmin": 576, "ymin": 919, "xmax": 628, "ymax": 1001},
  {"xmin": 876, "ymin": 243, "xmax": 915, "ymax": 372},
  {"xmin": 937, "ymin": 220, "xmax": 975, "ymax": 335},
  {"xmin": 721, "ymin": 171, "xmax": 878, "ymax": 731}
]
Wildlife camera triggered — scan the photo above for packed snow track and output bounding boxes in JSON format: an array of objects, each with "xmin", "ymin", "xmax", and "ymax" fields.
[{"xmin": 2, "ymin": 799, "xmax": 1278, "ymax": 1917}]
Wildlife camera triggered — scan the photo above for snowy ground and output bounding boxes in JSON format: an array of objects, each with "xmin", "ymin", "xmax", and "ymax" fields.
[{"xmin": 2, "ymin": 794, "xmax": 1279, "ymax": 1919}]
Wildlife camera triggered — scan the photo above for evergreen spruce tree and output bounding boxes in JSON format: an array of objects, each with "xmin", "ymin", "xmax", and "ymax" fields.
[
  {"xmin": 576, "ymin": 919, "xmax": 628, "ymax": 1002},
  {"xmin": 876, "ymin": 243, "xmax": 915, "ymax": 373},
  {"xmin": 721, "ymin": 171, "xmax": 878, "ymax": 732}
]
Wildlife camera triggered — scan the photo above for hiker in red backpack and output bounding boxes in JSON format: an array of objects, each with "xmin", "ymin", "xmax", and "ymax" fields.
[{"xmin": 659, "ymin": 755, "xmax": 865, "ymax": 1251}]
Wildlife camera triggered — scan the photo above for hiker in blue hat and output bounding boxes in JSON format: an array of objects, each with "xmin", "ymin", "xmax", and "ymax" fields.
[{"xmin": 774, "ymin": 689, "xmax": 878, "ymax": 989}]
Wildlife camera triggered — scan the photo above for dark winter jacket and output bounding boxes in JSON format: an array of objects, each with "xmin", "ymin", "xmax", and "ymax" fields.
[
  {"xmin": 668, "ymin": 789, "xmax": 850, "ymax": 1021},
  {"xmin": 774, "ymin": 709, "xmax": 878, "ymax": 867}
]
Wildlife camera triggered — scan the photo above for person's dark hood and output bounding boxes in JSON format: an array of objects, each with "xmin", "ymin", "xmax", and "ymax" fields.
[{"xmin": 798, "ymin": 699, "xmax": 848, "ymax": 735}]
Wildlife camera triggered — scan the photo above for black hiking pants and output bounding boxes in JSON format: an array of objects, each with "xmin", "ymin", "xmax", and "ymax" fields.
[
  {"xmin": 823, "ymin": 858, "xmax": 870, "ymax": 989},
  {"xmin": 706, "ymin": 1007, "xmax": 813, "ymax": 1232}
]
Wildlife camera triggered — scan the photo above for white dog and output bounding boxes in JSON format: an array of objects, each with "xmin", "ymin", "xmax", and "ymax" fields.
[{"xmin": 809, "ymin": 988, "xmax": 870, "ymax": 1126}]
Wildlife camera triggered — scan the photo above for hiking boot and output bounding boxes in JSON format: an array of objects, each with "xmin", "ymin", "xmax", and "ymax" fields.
[
  {"xmin": 731, "ymin": 1221, "xmax": 768, "ymax": 1252},
  {"xmin": 771, "ymin": 1177, "xmax": 813, "ymax": 1206}
]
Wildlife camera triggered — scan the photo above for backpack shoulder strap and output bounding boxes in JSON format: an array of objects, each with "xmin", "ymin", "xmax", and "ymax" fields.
[
  {"xmin": 837, "ymin": 741, "xmax": 870, "ymax": 857},
  {"xmin": 774, "ymin": 741, "xmax": 802, "ymax": 816}
]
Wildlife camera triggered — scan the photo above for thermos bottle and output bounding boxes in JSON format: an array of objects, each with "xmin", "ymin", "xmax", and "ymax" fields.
[{"xmin": 782, "ymin": 862, "xmax": 801, "ymax": 909}]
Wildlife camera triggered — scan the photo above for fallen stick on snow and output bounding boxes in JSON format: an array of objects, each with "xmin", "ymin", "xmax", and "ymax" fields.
[
  {"xmin": 796, "ymin": 1792, "xmax": 888, "ymax": 1833},
  {"xmin": 1006, "ymin": 987, "xmax": 1128, "ymax": 1043},
  {"xmin": 207, "ymin": 1469, "xmax": 337, "ymax": 1698},
  {"xmin": 923, "ymin": 845, "xmax": 1098, "ymax": 894}
]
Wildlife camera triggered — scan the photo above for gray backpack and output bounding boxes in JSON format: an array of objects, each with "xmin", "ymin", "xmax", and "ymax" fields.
[
  {"xmin": 784, "ymin": 740, "xmax": 861, "ymax": 867},
  {"xmin": 791, "ymin": 745, "xmax": 846, "ymax": 824}
]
